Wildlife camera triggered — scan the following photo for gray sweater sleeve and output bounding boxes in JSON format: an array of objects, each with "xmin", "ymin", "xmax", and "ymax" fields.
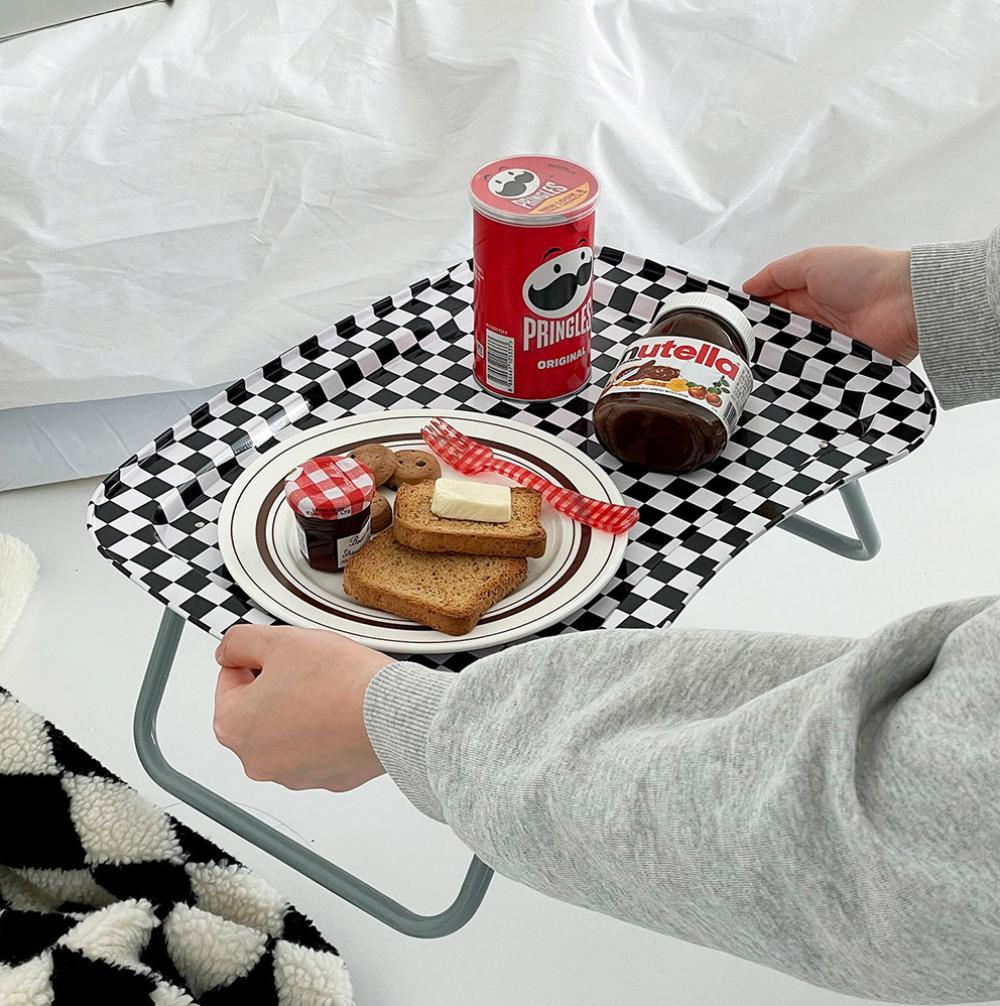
[
  {"xmin": 363, "ymin": 231, "xmax": 1000, "ymax": 1003},
  {"xmin": 911, "ymin": 224, "xmax": 1000, "ymax": 409},
  {"xmin": 366, "ymin": 602, "xmax": 1000, "ymax": 1003}
]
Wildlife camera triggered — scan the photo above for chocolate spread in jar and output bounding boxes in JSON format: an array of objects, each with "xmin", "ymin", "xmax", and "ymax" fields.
[{"xmin": 592, "ymin": 292, "xmax": 755, "ymax": 473}]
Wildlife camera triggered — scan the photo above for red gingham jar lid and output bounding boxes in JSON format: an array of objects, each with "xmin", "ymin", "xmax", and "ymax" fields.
[{"xmin": 284, "ymin": 455, "xmax": 375, "ymax": 520}]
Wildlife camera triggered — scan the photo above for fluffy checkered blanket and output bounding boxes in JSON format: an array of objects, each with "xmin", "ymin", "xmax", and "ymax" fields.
[{"xmin": 0, "ymin": 686, "xmax": 354, "ymax": 1005}]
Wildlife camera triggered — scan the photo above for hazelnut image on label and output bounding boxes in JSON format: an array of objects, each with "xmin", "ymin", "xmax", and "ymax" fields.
[{"xmin": 387, "ymin": 450, "xmax": 441, "ymax": 491}]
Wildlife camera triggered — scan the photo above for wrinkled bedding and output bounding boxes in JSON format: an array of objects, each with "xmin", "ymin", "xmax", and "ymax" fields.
[{"xmin": 1, "ymin": 0, "xmax": 997, "ymax": 476}]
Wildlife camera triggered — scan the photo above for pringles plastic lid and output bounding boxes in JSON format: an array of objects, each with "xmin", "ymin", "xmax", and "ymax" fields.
[
  {"xmin": 284, "ymin": 455, "xmax": 375, "ymax": 520},
  {"xmin": 470, "ymin": 155, "xmax": 600, "ymax": 227}
]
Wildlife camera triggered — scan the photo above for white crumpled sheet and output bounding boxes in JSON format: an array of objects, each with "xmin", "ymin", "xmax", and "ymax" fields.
[{"xmin": 1, "ymin": 0, "xmax": 998, "ymax": 412}]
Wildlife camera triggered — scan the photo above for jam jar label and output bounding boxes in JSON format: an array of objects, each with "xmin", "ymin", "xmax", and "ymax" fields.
[
  {"xmin": 336, "ymin": 518, "xmax": 371, "ymax": 568},
  {"xmin": 600, "ymin": 336, "xmax": 754, "ymax": 435}
]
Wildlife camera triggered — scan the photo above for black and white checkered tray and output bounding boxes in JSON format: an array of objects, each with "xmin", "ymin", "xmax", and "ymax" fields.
[{"xmin": 87, "ymin": 248, "xmax": 936, "ymax": 670}]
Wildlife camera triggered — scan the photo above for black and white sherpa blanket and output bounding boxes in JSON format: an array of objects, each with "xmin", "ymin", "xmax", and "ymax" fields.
[{"xmin": 0, "ymin": 686, "xmax": 355, "ymax": 1004}]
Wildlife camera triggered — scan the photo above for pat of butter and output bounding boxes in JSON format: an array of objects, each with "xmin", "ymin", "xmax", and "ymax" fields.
[{"xmin": 431, "ymin": 478, "xmax": 512, "ymax": 522}]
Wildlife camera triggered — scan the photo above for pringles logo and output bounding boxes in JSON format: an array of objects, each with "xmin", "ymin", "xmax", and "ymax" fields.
[
  {"xmin": 521, "ymin": 243, "xmax": 593, "ymax": 352},
  {"xmin": 487, "ymin": 168, "xmax": 542, "ymax": 200},
  {"xmin": 522, "ymin": 245, "xmax": 592, "ymax": 316}
]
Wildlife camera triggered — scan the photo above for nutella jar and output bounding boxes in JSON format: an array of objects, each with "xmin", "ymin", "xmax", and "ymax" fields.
[
  {"xmin": 593, "ymin": 292, "xmax": 755, "ymax": 473},
  {"xmin": 284, "ymin": 456, "xmax": 375, "ymax": 573}
]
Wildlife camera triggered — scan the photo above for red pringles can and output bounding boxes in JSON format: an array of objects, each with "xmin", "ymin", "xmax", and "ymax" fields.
[{"xmin": 470, "ymin": 156, "xmax": 600, "ymax": 401}]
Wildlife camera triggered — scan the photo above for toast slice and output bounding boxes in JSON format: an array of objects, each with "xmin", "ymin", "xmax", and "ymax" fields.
[
  {"xmin": 393, "ymin": 481, "xmax": 547, "ymax": 558},
  {"xmin": 343, "ymin": 533, "xmax": 527, "ymax": 636}
]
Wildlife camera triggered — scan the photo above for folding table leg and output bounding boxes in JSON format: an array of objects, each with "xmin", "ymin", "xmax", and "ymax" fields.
[
  {"xmin": 777, "ymin": 479, "xmax": 881, "ymax": 561},
  {"xmin": 134, "ymin": 608, "xmax": 494, "ymax": 938}
]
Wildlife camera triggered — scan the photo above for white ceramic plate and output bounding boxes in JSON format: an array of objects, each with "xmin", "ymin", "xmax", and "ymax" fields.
[{"xmin": 218, "ymin": 409, "xmax": 628, "ymax": 654}]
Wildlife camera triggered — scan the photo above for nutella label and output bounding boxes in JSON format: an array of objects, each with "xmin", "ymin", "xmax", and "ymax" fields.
[{"xmin": 600, "ymin": 336, "xmax": 753, "ymax": 436}]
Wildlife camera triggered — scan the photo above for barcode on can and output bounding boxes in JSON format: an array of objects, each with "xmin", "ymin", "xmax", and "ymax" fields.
[
  {"xmin": 485, "ymin": 328, "xmax": 515, "ymax": 394},
  {"xmin": 720, "ymin": 399, "xmax": 739, "ymax": 432}
]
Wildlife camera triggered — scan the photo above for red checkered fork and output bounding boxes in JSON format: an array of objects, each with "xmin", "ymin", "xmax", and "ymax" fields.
[
  {"xmin": 284, "ymin": 455, "xmax": 375, "ymax": 520},
  {"xmin": 421, "ymin": 419, "xmax": 639, "ymax": 535}
]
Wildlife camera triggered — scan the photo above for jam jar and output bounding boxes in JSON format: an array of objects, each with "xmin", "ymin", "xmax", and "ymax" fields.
[
  {"xmin": 284, "ymin": 455, "xmax": 375, "ymax": 573},
  {"xmin": 592, "ymin": 292, "xmax": 756, "ymax": 473}
]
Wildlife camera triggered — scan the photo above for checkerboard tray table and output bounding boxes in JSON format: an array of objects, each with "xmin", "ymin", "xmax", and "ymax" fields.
[{"xmin": 87, "ymin": 248, "xmax": 936, "ymax": 938}]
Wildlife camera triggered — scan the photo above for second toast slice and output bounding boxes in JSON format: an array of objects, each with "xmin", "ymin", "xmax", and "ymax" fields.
[
  {"xmin": 343, "ymin": 533, "xmax": 527, "ymax": 635},
  {"xmin": 394, "ymin": 481, "xmax": 547, "ymax": 558}
]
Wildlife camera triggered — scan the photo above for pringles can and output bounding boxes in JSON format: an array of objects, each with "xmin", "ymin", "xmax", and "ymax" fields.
[{"xmin": 469, "ymin": 156, "xmax": 599, "ymax": 401}]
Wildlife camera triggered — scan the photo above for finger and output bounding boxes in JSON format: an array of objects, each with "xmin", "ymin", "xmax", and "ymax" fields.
[
  {"xmin": 215, "ymin": 663, "xmax": 258, "ymax": 702},
  {"xmin": 762, "ymin": 290, "xmax": 793, "ymax": 310},
  {"xmin": 773, "ymin": 289, "xmax": 847, "ymax": 333},
  {"xmin": 215, "ymin": 625, "xmax": 279, "ymax": 670},
  {"xmin": 743, "ymin": 250, "xmax": 813, "ymax": 298}
]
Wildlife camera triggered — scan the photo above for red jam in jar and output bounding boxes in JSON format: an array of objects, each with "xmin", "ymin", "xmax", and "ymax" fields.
[
  {"xmin": 284, "ymin": 455, "xmax": 375, "ymax": 573},
  {"xmin": 592, "ymin": 292, "xmax": 756, "ymax": 473}
]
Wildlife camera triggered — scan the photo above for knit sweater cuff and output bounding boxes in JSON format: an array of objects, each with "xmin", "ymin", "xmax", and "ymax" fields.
[
  {"xmin": 911, "ymin": 235, "xmax": 1000, "ymax": 410},
  {"xmin": 363, "ymin": 661, "xmax": 455, "ymax": 822}
]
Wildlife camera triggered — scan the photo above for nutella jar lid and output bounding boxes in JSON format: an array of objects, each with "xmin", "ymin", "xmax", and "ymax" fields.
[
  {"xmin": 284, "ymin": 455, "xmax": 375, "ymax": 520},
  {"xmin": 469, "ymin": 155, "xmax": 600, "ymax": 227},
  {"xmin": 654, "ymin": 292, "xmax": 756, "ymax": 361}
]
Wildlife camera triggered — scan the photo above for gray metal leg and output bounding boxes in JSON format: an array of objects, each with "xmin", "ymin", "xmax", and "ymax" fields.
[
  {"xmin": 778, "ymin": 479, "xmax": 882, "ymax": 561},
  {"xmin": 134, "ymin": 608, "xmax": 494, "ymax": 938}
]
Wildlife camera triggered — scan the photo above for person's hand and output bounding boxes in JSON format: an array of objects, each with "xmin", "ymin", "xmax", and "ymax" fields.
[
  {"xmin": 213, "ymin": 625, "xmax": 394, "ymax": 792},
  {"xmin": 743, "ymin": 246, "xmax": 918, "ymax": 364}
]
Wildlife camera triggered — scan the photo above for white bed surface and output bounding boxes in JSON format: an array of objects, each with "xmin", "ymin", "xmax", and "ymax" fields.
[
  {"xmin": 0, "ymin": 0, "xmax": 160, "ymax": 41},
  {"xmin": 0, "ymin": 387, "xmax": 223, "ymax": 492},
  {"xmin": 0, "ymin": 0, "xmax": 998, "ymax": 478}
]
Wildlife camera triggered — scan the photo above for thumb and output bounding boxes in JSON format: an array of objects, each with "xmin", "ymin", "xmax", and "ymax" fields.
[
  {"xmin": 215, "ymin": 664, "xmax": 258, "ymax": 702},
  {"xmin": 743, "ymin": 250, "xmax": 812, "ymax": 299},
  {"xmin": 215, "ymin": 625, "xmax": 277, "ymax": 672},
  {"xmin": 214, "ymin": 664, "xmax": 258, "ymax": 752}
]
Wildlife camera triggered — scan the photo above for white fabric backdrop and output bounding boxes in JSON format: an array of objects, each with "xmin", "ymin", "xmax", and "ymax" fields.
[{"xmin": 1, "ymin": 0, "xmax": 999, "ymax": 412}]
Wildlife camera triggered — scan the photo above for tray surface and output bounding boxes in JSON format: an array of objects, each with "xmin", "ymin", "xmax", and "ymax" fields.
[{"xmin": 88, "ymin": 248, "xmax": 936, "ymax": 670}]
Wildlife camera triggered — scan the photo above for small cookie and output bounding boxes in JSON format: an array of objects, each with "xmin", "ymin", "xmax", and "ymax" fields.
[
  {"xmin": 370, "ymin": 492, "xmax": 393, "ymax": 534},
  {"xmin": 347, "ymin": 443, "xmax": 395, "ymax": 487},
  {"xmin": 387, "ymin": 449, "xmax": 441, "ymax": 491}
]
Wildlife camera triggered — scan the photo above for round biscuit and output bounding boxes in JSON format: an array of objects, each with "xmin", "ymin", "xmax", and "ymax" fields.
[
  {"xmin": 347, "ymin": 443, "xmax": 395, "ymax": 487},
  {"xmin": 387, "ymin": 449, "xmax": 441, "ymax": 491},
  {"xmin": 370, "ymin": 492, "xmax": 393, "ymax": 534}
]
